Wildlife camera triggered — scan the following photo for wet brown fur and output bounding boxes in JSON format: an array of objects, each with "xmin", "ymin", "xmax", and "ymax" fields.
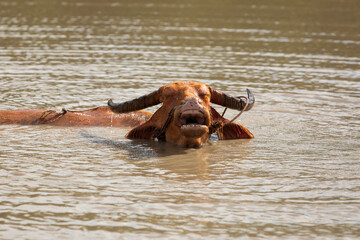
[{"xmin": 0, "ymin": 106, "xmax": 151, "ymax": 128}]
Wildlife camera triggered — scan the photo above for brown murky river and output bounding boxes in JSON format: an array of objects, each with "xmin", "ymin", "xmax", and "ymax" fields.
[{"xmin": 1, "ymin": 0, "xmax": 359, "ymax": 239}]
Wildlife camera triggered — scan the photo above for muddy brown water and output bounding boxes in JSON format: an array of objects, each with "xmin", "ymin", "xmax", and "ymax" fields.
[{"xmin": 0, "ymin": 0, "xmax": 359, "ymax": 239}]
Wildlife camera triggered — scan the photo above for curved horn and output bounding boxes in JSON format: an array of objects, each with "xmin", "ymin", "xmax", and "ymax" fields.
[
  {"xmin": 210, "ymin": 88, "xmax": 255, "ymax": 111},
  {"xmin": 108, "ymin": 90, "xmax": 161, "ymax": 113}
]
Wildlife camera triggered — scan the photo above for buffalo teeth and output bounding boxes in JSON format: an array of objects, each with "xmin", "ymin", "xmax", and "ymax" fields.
[{"xmin": 183, "ymin": 124, "xmax": 203, "ymax": 127}]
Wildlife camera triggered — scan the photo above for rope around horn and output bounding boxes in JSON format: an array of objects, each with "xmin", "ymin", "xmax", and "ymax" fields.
[
  {"xmin": 226, "ymin": 95, "xmax": 249, "ymax": 123},
  {"xmin": 209, "ymin": 95, "xmax": 249, "ymax": 135}
]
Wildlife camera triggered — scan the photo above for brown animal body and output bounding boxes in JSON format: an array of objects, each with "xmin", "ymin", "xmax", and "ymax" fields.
[
  {"xmin": 0, "ymin": 81, "xmax": 254, "ymax": 147},
  {"xmin": 0, "ymin": 107, "xmax": 151, "ymax": 128}
]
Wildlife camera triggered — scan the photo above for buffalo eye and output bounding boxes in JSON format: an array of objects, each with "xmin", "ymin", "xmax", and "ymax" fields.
[
  {"xmin": 198, "ymin": 92, "xmax": 210, "ymax": 101},
  {"xmin": 160, "ymin": 86, "xmax": 177, "ymax": 101}
]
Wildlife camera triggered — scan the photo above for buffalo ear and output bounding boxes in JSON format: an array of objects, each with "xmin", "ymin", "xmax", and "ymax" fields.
[
  {"xmin": 210, "ymin": 107, "xmax": 253, "ymax": 140},
  {"xmin": 217, "ymin": 122, "xmax": 254, "ymax": 140},
  {"xmin": 126, "ymin": 123, "xmax": 157, "ymax": 139}
]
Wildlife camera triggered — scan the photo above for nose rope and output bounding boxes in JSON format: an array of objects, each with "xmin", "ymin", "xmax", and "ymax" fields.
[
  {"xmin": 209, "ymin": 95, "xmax": 249, "ymax": 134},
  {"xmin": 35, "ymin": 107, "xmax": 101, "ymax": 124},
  {"xmin": 226, "ymin": 95, "xmax": 249, "ymax": 123},
  {"xmin": 35, "ymin": 96, "xmax": 248, "ymax": 139},
  {"xmin": 35, "ymin": 109, "xmax": 67, "ymax": 124}
]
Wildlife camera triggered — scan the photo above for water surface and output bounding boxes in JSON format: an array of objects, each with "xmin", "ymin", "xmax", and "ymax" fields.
[{"xmin": 0, "ymin": 0, "xmax": 359, "ymax": 239}]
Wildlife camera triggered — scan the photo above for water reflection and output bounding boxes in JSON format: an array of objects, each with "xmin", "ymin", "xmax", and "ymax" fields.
[
  {"xmin": 79, "ymin": 129, "xmax": 187, "ymax": 159},
  {"xmin": 79, "ymin": 130, "xmax": 215, "ymax": 181}
]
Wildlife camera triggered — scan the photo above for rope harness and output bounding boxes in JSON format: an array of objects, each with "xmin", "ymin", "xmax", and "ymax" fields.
[
  {"xmin": 210, "ymin": 95, "xmax": 249, "ymax": 134},
  {"xmin": 221, "ymin": 95, "xmax": 249, "ymax": 123},
  {"xmin": 35, "ymin": 107, "xmax": 101, "ymax": 125},
  {"xmin": 35, "ymin": 95, "xmax": 248, "ymax": 141}
]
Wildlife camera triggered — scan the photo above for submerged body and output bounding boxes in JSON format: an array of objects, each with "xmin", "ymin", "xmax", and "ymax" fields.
[
  {"xmin": 0, "ymin": 81, "xmax": 254, "ymax": 147},
  {"xmin": 0, "ymin": 107, "xmax": 151, "ymax": 128}
]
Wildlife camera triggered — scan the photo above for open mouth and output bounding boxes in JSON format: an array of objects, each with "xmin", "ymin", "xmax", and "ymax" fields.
[{"xmin": 178, "ymin": 110, "xmax": 209, "ymax": 137}]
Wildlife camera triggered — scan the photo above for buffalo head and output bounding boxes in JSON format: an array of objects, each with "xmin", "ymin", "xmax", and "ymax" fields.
[{"xmin": 108, "ymin": 81, "xmax": 254, "ymax": 147}]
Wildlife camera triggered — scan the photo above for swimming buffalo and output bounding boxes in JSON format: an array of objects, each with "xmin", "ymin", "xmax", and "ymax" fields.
[{"xmin": 0, "ymin": 81, "xmax": 254, "ymax": 147}]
